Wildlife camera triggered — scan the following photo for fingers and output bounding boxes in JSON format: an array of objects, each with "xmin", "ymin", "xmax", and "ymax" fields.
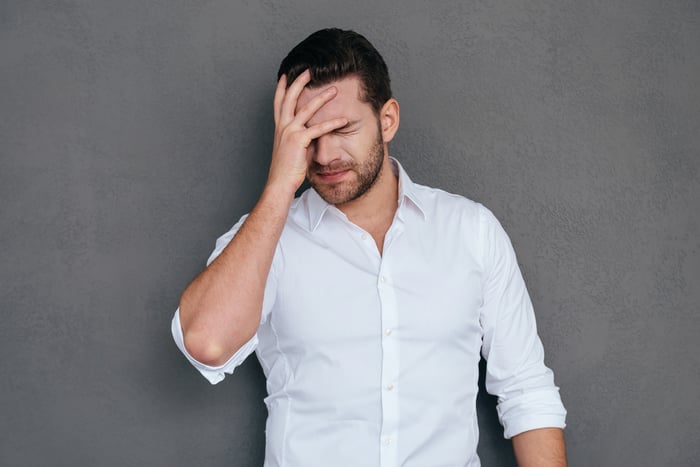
[
  {"xmin": 273, "ymin": 69, "xmax": 345, "ymax": 149},
  {"xmin": 300, "ymin": 118, "xmax": 348, "ymax": 147},
  {"xmin": 279, "ymin": 69, "xmax": 312, "ymax": 125},
  {"xmin": 293, "ymin": 86, "xmax": 339, "ymax": 127},
  {"xmin": 273, "ymin": 74, "xmax": 287, "ymax": 126}
]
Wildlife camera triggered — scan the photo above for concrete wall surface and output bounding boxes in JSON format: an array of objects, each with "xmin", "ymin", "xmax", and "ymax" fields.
[{"xmin": 2, "ymin": 1, "xmax": 699, "ymax": 465}]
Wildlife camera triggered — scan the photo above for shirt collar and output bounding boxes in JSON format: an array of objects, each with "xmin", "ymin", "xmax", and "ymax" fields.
[{"xmin": 305, "ymin": 157, "xmax": 427, "ymax": 232}]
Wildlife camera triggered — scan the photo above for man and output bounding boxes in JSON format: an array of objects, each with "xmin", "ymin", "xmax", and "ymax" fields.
[{"xmin": 172, "ymin": 28, "xmax": 567, "ymax": 466}]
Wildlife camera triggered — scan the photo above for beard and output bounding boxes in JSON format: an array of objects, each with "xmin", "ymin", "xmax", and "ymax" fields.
[{"xmin": 308, "ymin": 127, "xmax": 385, "ymax": 206}]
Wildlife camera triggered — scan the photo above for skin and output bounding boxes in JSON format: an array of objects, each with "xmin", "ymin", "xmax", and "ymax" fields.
[
  {"xmin": 294, "ymin": 75, "xmax": 400, "ymax": 244},
  {"xmin": 299, "ymin": 81, "xmax": 385, "ymax": 207},
  {"xmin": 513, "ymin": 427, "xmax": 567, "ymax": 466},
  {"xmin": 178, "ymin": 69, "xmax": 566, "ymax": 466}
]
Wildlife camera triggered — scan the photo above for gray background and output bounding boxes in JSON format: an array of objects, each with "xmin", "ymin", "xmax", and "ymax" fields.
[{"xmin": 2, "ymin": 1, "xmax": 699, "ymax": 466}]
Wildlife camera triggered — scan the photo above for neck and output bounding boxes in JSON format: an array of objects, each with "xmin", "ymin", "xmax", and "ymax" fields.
[{"xmin": 337, "ymin": 155, "xmax": 398, "ymax": 233}]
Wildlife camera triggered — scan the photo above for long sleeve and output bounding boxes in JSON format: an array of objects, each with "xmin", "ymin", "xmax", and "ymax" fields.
[{"xmin": 477, "ymin": 204, "xmax": 567, "ymax": 438}]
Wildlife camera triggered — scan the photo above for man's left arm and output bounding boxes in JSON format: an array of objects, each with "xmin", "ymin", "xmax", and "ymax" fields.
[
  {"xmin": 512, "ymin": 427, "xmax": 567, "ymax": 467},
  {"xmin": 476, "ymin": 205, "xmax": 567, "ymax": 456}
]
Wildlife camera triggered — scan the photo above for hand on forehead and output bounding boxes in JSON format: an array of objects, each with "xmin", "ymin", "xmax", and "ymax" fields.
[{"xmin": 295, "ymin": 76, "xmax": 367, "ymax": 126}]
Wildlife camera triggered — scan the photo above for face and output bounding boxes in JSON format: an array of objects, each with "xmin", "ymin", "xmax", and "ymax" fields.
[{"xmin": 296, "ymin": 76, "xmax": 386, "ymax": 206}]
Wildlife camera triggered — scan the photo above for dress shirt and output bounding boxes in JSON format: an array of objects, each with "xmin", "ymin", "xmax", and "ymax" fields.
[{"xmin": 172, "ymin": 158, "xmax": 566, "ymax": 467}]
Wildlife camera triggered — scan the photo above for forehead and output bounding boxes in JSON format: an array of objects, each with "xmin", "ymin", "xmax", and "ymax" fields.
[{"xmin": 295, "ymin": 76, "xmax": 373, "ymax": 123}]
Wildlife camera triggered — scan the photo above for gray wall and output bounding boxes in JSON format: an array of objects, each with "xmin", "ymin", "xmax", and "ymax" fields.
[{"xmin": 2, "ymin": 1, "xmax": 698, "ymax": 466}]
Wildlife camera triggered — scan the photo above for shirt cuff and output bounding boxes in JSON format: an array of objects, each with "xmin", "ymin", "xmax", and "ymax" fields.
[
  {"xmin": 171, "ymin": 308, "xmax": 258, "ymax": 385},
  {"xmin": 496, "ymin": 388, "xmax": 567, "ymax": 439}
]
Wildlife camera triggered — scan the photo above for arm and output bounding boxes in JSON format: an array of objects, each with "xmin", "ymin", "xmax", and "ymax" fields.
[
  {"xmin": 512, "ymin": 427, "xmax": 567, "ymax": 467},
  {"xmin": 178, "ymin": 70, "xmax": 348, "ymax": 366},
  {"xmin": 477, "ymin": 205, "xmax": 567, "ymax": 447}
]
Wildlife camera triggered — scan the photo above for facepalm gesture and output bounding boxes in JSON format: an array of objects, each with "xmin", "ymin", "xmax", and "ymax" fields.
[{"xmin": 267, "ymin": 70, "xmax": 348, "ymax": 195}]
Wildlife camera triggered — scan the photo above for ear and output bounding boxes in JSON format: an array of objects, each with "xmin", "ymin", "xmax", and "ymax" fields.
[{"xmin": 379, "ymin": 98, "xmax": 400, "ymax": 143}]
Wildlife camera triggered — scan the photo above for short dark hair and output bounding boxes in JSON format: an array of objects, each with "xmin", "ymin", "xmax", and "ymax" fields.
[{"xmin": 277, "ymin": 28, "xmax": 392, "ymax": 113}]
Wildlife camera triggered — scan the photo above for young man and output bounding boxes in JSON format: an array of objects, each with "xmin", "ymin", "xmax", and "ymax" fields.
[{"xmin": 172, "ymin": 28, "xmax": 567, "ymax": 467}]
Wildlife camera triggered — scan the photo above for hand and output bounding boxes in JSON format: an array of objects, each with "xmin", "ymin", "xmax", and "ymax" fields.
[{"xmin": 266, "ymin": 70, "xmax": 348, "ymax": 195}]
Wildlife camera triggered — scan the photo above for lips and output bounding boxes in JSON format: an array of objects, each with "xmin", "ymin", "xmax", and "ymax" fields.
[{"xmin": 314, "ymin": 169, "xmax": 351, "ymax": 182}]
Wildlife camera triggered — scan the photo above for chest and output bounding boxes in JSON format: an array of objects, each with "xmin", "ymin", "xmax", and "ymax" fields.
[{"xmin": 271, "ymin": 221, "xmax": 484, "ymax": 349}]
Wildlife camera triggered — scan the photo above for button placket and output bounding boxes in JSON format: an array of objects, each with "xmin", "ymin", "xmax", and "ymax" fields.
[{"xmin": 378, "ymin": 260, "xmax": 399, "ymax": 466}]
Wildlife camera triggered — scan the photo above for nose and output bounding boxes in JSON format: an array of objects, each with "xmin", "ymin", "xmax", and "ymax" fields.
[{"xmin": 309, "ymin": 134, "xmax": 340, "ymax": 166}]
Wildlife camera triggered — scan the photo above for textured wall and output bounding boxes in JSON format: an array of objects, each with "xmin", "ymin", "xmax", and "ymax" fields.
[{"xmin": 1, "ymin": 1, "xmax": 699, "ymax": 466}]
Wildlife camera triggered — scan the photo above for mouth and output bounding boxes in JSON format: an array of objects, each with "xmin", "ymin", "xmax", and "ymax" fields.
[{"xmin": 314, "ymin": 169, "xmax": 351, "ymax": 183}]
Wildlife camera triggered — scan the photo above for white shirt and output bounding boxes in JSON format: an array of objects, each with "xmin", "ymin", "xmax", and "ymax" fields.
[{"xmin": 172, "ymin": 159, "xmax": 566, "ymax": 467}]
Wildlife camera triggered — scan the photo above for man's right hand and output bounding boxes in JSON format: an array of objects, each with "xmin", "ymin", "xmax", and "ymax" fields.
[{"xmin": 267, "ymin": 69, "xmax": 348, "ymax": 196}]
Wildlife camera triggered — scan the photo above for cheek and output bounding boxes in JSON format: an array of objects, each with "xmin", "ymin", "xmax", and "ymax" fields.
[{"xmin": 345, "ymin": 133, "xmax": 376, "ymax": 154}]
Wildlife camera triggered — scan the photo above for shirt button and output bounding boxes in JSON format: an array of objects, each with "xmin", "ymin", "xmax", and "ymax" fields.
[
  {"xmin": 386, "ymin": 383, "xmax": 394, "ymax": 391},
  {"xmin": 384, "ymin": 328, "xmax": 392, "ymax": 336},
  {"xmin": 383, "ymin": 436, "xmax": 392, "ymax": 446},
  {"xmin": 361, "ymin": 233, "xmax": 368, "ymax": 240},
  {"xmin": 380, "ymin": 276, "xmax": 386, "ymax": 283}
]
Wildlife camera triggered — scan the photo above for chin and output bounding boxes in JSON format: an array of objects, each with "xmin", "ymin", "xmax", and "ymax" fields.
[{"xmin": 315, "ymin": 188, "xmax": 353, "ymax": 205}]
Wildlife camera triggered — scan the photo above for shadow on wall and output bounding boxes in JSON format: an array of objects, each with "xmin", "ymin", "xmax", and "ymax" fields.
[{"xmin": 476, "ymin": 357, "xmax": 517, "ymax": 466}]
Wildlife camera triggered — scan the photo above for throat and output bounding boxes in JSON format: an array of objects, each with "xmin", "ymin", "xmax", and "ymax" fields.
[
  {"xmin": 338, "ymin": 157, "xmax": 399, "ymax": 255},
  {"xmin": 353, "ymin": 209, "xmax": 396, "ymax": 256}
]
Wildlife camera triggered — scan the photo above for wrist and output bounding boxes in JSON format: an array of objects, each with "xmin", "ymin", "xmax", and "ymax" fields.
[{"xmin": 261, "ymin": 180, "xmax": 297, "ymax": 205}]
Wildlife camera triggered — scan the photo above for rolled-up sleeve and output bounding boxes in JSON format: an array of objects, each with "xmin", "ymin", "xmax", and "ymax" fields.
[
  {"xmin": 477, "ymin": 204, "xmax": 567, "ymax": 438},
  {"xmin": 171, "ymin": 309, "xmax": 258, "ymax": 384}
]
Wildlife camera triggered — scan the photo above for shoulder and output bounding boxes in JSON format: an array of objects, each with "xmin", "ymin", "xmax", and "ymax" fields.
[
  {"xmin": 409, "ymin": 182, "xmax": 510, "ymax": 259},
  {"xmin": 410, "ymin": 181, "xmax": 489, "ymax": 224}
]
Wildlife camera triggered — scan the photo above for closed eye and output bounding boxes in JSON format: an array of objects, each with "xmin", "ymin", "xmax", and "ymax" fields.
[
  {"xmin": 333, "ymin": 120, "xmax": 360, "ymax": 136},
  {"xmin": 333, "ymin": 126, "xmax": 359, "ymax": 136},
  {"xmin": 333, "ymin": 129, "xmax": 357, "ymax": 136}
]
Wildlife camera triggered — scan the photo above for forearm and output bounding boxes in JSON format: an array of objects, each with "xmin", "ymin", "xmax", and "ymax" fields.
[
  {"xmin": 179, "ymin": 183, "xmax": 294, "ymax": 366},
  {"xmin": 512, "ymin": 427, "xmax": 567, "ymax": 467}
]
